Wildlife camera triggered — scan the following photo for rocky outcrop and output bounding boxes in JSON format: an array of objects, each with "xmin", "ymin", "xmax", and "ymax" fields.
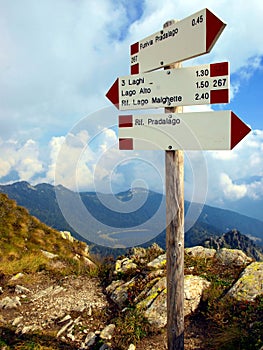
[
  {"xmin": 1, "ymin": 244, "xmax": 261, "ymax": 349},
  {"xmin": 215, "ymin": 248, "xmax": 253, "ymax": 266},
  {"xmin": 185, "ymin": 246, "xmax": 253, "ymax": 266},
  {"xmin": 106, "ymin": 245, "xmax": 260, "ymax": 330},
  {"xmin": 203, "ymin": 229, "xmax": 263, "ymax": 261},
  {"xmin": 227, "ymin": 262, "xmax": 263, "ymax": 301}
]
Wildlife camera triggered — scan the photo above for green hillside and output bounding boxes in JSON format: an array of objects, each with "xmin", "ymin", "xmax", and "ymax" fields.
[{"xmin": 0, "ymin": 193, "xmax": 90, "ymax": 276}]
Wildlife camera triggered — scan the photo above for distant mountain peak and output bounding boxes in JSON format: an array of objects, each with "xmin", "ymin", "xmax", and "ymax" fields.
[{"xmin": 203, "ymin": 229, "xmax": 263, "ymax": 261}]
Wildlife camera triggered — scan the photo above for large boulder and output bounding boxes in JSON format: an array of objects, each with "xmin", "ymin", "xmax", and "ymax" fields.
[
  {"xmin": 185, "ymin": 246, "xmax": 216, "ymax": 259},
  {"xmin": 215, "ymin": 248, "xmax": 253, "ymax": 266},
  {"xmin": 136, "ymin": 275, "xmax": 210, "ymax": 328},
  {"xmin": 184, "ymin": 275, "xmax": 211, "ymax": 314},
  {"xmin": 227, "ymin": 262, "xmax": 263, "ymax": 301}
]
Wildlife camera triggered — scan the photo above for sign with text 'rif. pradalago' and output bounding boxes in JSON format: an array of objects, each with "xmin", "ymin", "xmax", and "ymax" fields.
[
  {"xmin": 118, "ymin": 112, "xmax": 251, "ymax": 151},
  {"xmin": 106, "ymin": 62, "xmax": 229, "ymax": 110}
]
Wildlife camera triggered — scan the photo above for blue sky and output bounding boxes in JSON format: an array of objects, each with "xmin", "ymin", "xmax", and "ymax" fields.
[{"xmin": 0, "ymin": 0, "xmax": 263, "ymax": 221}]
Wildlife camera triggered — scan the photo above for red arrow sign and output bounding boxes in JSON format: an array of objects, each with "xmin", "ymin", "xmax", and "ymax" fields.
[
  {"xmin": 118, "ymin": 111, "xmax": 251, "ymax": 150},
  {"xmin": 130, "ymin": 8, "xmax": 226, "ymax": 74},
  {"xmin": 231, "ymin": 112, "xmax": 251, "ymax": 149}
]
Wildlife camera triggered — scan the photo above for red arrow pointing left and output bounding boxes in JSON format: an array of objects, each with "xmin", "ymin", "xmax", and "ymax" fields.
[{"xmin": 106, "ymin": 78, "xmax": 119, "ymax": 109}]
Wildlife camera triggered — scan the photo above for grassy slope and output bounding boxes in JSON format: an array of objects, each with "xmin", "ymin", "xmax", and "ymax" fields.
[{"xmin": 0, "ymin": 193, "xmax": 89, "ymax": 276}]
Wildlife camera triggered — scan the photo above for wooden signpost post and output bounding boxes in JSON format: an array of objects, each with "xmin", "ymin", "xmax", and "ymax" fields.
[{"xmin": 106, "ymin": 8, "xmax": 251, "ymax": 350}]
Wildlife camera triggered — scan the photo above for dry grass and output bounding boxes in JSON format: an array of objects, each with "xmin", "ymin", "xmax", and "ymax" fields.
[{"xmin": 0, "ymin": 251, "xmax": 49, "ymax": 276}]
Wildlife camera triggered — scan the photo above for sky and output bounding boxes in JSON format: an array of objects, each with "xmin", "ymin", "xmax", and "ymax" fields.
[{"xmin": 0, "ymin": 0, "xmax": 263, "ymax": 222}]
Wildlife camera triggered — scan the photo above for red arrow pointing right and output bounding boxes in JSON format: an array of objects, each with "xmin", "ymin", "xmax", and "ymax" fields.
[
  {"xmin": 231, "ymin": 112, "xmax": 251, "ymax": 149},
  {"xmin": 106, "ymin": 78, "xmax": 119, "ymax": 109},
  {"xmin": 206, "ymin": 9, "xmax": 226, "ymax": 52}
]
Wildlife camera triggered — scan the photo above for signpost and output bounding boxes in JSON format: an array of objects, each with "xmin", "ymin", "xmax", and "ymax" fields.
[
  {"xmin": 130, "ymin": 8, "xmax": 226, "ymax": 74},
  {"xmin": 118, "ymin": 111, "xmax": 251, "ymax": 150},
  {"xmin": 105, "ymin": 7, "xmax": 251, "ymax": 350},
  {"xmin": 106, "ymin": 62, "xmax": 229, "ymax": 110}
]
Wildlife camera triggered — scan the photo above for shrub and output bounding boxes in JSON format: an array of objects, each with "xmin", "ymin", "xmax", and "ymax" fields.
[
  {"xmin": 113, "ymin": 308, "xmax": 150, "ymax": 349},
  {"xmin": 204, "ymin": 294, "xmax": 263, "ymax": 349}
]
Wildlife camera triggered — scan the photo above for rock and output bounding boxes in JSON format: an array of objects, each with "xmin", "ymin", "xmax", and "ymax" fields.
[
  {"xmin": 10, "ymin": 273, "xmax": 24, "ymax": 281},
  {"xmin": 128, "ymin": 344, "xmax": 136, "ymax": 350},
  {"xmin": 215, "ymin": 248, "xmax": 253, "ymax": 266},
  {"xmin": 21, "ymin": 325, "xmax": 41, "ymax": 334},
  {"xmin": 147, "ymin": 269, "xmax": 165, "ymax": 281},
  {"xmin": 100, "ymin": 324, "xmax": 116, "ymax": 340},
  {"xmin": 107, "ymin": 278, "xmax": 136, "ymax": 308},
  {"xmin": 137, "ymin": 277, "xmax": 166, "ymax": 311},
  {"xmin": 56, "ymin": 319, "xmax": 74, "ymax": 337},
  {"xmin": 227, "ymin": 262, "xmax": 263, "ymax": 301},
  {"xmin": 67, "ymin": 333, "xmax": 75, "ymax": 341},
  {"xmin": 15, "ymin": 285, "xmax": 31, "ymax": 294},
  {"xmin": 146, "ymin": 293, "xmax": 171, "ymax": 327},
  {"xmin": 83, "ymin": 256, "xmax": 97, "ymax": 269},
  {"xmin": 12, "ymin": 316, "xmax": 23, "ymax": 326},
  {"xmin": 184, "ymin": 275, "xmax": 211, "ymax": 315},
  {"xmin": 22, "ymin": 325, "xmax": 42, "ymax": 334},
  {"xmin": 73, "ymin": 316, "xmax": 81, "ymax": 324},
  {"xmin": 144, "ymin": 290, "xmax": 167, "ymax": 328},
  {"xmin": 147, "ymin": 254, "xmax": 166, "ymax": 269},
  {"xmin": 106, "ymin": 280, "xmax": 125, "ymax": 295},
  {"xmin": 83, "ymin": 331, "xmax": 96, "ymax": 347},
  {"xmin": 185, "ymin": 246, "xmax": 216, "ymax": 259},
  {"xmin": 73, "ymin": 254, "xmax": 81, "ymax": 261},
  {"xmin": 81, "ymin": 244, "xmax": 89, "ymax": 257},
  {"xmin": 32, "ymin": 285, "xmax": 65, "ymax": 301},
  {"xmin": 0, "ymin": 296, "xmax": 21, "ymax": 309},
  {"xmin": 58, "ymin": 314, "xmax": 71, "ymax": 323},
  {"xmin": 137, "ymin": 275, "xmax": 210, "ymax": 328},
  {"xmin": 60, "ymin": 230, "xmax": 74, "ymax": 242},
  {"xmin": 114, "ymin": 258, "xmax": 137, "ymax": 275},
  {"xmin": 0, "ymin": 287, "xmax": 3, "ymax": 294},
  {"xmin": 41, "ymin": 250, "xmax": 58, "ymax": 259}
]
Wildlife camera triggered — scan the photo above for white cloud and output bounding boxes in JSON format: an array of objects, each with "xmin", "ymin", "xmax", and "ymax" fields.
[
  {"xmin": 220, "ymin": 173, "xmax": 247, "ymax": 200},
  {"xmin": 202, "ymin": 130, "xmax": 263, "ymax": 206},
  {"xmin": 0, "ymin": 139, "xmax": 43, "ymax": 182}
]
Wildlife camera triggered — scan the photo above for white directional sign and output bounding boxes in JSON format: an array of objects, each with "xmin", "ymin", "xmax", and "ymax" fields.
[
  {"xmin": 130, "ymin": 8, "xmax": 226, "ymax": 74},
  {"xmin": 106, "ymin": 62, "xmax": 229, "ymax": 110},
  {"xmin": 118, "ymin": 112, "xmax": 250, "ymax": 151}
]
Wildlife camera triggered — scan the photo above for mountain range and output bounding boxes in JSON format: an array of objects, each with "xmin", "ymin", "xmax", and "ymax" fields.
[{"xmin": 0, "ymin": 181, "xmax": 263, "ymax": 258}]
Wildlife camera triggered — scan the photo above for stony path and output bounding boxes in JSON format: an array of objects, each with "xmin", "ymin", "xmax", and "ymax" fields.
[
  {"xmin": 0, "ymin": 272, "xmax": 207, "ymax": 349},
  {"xmin": 0, "ymin": 273, "xmax": 110, "ymax": 348}
]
